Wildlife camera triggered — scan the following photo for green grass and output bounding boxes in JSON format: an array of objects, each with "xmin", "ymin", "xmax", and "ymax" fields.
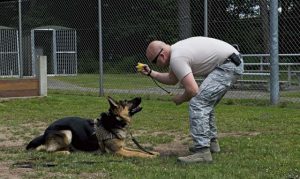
[
  {"xmin": 281, "ymin": 91, "xmax": 300, "ymax": 98},
  {"xmin": 0, "ymin": 94, "xmax": 300, "ymax": 178},
  {"xmin": 51, "ymin": 74, "xmax": 172, "ymax": 90},
  {"xmin": 50, "ymin": 74, "xmax": 300, "ymax": 101}
]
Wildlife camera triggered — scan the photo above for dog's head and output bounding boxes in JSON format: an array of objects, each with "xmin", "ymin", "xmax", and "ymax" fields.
[{"xmin": 107, "ymin": 96, "xmax": 142, "ymax": 125}]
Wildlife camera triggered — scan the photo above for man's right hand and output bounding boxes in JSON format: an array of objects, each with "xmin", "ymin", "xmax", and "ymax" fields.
[{"xmin": 136, "ymin": 62, "xmax": 152, "ymax": 76}]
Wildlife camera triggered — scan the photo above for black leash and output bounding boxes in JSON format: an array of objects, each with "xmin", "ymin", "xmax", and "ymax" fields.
[
  {"xmin": 128, "ymin": 130, "xmax": 154, "ymax": 155},
  {"xmin": 137, "ymin": 62, "xmax": 172, "ymax": 95},
  {"xmin": 94, "ymin": 118, "xmax": 154, "ymax": 155},
  {"xmin": 150, "ymin": 76, "xmax": 172, "ymax": 95}
]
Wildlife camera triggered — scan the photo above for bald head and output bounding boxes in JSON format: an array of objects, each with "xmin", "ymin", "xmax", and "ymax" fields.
[{"xmin": 146, "ymin": 40, "xmax": 166, "ymax": 61}]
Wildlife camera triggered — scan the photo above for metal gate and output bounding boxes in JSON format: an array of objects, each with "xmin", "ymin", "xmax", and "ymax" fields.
[
  {"xmin": 31, "ymin": 26, "xmax": 77, "ymax": 76},
  {"xmin": 0, "ymin": 26, "xmax": 19, "ymax": 77}
]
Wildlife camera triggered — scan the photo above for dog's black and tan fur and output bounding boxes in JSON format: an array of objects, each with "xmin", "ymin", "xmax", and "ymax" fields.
[{"xmin": 26, "ymin": 96, "xmax": 159, "ymax": 158}]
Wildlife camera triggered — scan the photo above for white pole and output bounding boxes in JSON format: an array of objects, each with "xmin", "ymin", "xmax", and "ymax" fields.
[{"xmin": 38, "ymin": 56, "xmax": 47, "ymax": 96}]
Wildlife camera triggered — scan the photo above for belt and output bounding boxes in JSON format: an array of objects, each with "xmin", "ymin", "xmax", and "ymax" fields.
[{"xmin": 223, "ymin": 53, "xmax": 241, "ymax": 66}]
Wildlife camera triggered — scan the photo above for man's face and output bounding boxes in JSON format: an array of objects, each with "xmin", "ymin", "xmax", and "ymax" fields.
[{"xmin": 150, "ymin": 48, "xmax": 163, "ymax": 65}]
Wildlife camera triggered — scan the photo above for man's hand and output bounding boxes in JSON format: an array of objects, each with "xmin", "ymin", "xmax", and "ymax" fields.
[
  {"xmin": 172, "ymin": 94, "xmax": 184, "ymax": 105},
  {"xmin": 136, "ymin": 62, "xmax": 151, "ymax": 76}
]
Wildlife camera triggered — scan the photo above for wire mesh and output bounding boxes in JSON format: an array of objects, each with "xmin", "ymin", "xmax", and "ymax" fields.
[
  {"xmin": 0, "ymin": 27, "xmax": 19, "ymax": 76},
  {"xmin": 0, "ymin": 0, "xmax": 299, "ymax": 102}
]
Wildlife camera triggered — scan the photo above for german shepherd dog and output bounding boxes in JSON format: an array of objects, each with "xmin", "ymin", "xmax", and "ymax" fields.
[{"xmin": 26, "ymin": 96, "xmax": 159, "ymax": 158}]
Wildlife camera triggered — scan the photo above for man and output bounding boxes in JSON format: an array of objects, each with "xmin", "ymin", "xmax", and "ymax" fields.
[{"xmin": 139, "ymin": 36, "xmax": 244, "ymax": 163}]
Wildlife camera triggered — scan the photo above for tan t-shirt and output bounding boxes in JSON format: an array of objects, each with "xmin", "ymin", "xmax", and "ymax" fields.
[{"xmin": 170, "ymin": 36, "xmax": 239, "ymax": 81}]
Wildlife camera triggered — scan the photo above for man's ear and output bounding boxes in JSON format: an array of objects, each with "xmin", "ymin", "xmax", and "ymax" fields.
[{"xmin": 107, "ymin": 96, "xmax": 118, "ymax": 109}]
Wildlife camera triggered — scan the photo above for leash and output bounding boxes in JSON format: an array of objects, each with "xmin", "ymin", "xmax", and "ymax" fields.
[
  {"xmin": 136, "ymin": 62, "xmax": 172, "ymax": 95},
  {"xmin": 150, "ymin": 76, "xmax": 172, "ymax": 95},
  {"xmin": 95, "ymin": 118, "xmax": 155, "ymax": 155},
  {"xmin": 128, "ymin": 129, "xmax": 155, "ymax": 155}
]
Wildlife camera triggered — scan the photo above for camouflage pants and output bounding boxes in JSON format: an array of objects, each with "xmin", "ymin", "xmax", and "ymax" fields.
[{"xmin": 189, "ymin": 59, "xmax": 244, "ymax": 149}]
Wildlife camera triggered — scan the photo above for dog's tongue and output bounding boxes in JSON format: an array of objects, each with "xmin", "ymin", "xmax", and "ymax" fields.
[{"xmin": 130, "ymin": 107, "xmax": 142, "ymax": 115}]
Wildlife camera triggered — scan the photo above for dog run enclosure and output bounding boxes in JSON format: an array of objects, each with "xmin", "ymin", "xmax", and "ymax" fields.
[
  {"xmin": 31, "ymin": 26, "xmax": 77, "ymax": 76},
  {"xmin": 0, "ymin": 26, "xmax": 20, "ymax": 77}
]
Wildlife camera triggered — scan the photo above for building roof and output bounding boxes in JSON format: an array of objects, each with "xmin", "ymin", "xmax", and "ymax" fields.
[
  {"xmin": 0, "ymin": 26, "xmax": 16, "ymax": 30},
  {"xmin": 32, "ymin": 26, "xmax": 74, "ymax": 31}
]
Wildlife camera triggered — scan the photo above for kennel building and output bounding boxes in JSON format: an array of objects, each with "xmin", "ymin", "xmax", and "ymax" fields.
[
  {"xmin": 31, "ymin": 26, "xmax": 77, "ymax": 76},
  {"xmin": 0, "ymin": 26, "xmax": 20, "ymax": 77}
]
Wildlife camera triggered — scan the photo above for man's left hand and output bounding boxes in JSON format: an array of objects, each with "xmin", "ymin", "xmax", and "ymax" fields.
[{"xmin": 172, "ymin": 95, "xmax": 183, "ymax": 105}]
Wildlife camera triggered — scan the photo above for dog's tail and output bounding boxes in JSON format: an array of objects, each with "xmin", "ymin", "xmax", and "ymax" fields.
[{"xmin": 26, "ymin": 135, "xmax": 45, "ymax": 150}]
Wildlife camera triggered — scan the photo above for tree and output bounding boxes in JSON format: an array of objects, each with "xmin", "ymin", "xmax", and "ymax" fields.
[
  {"xmin": 279, "ymin": 0, "xmax": 300, "ymax": 54},
  {"xmin": 0, "ymin": 1, "xmax": 18, "ymax": 27}
]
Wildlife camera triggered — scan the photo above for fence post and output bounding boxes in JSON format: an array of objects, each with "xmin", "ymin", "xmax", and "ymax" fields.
[
  {"xmin": 204, "ymin": 0, "xmax": 208, "ymax": 36},
  {"xmin": 37, "ymin": 56, "xmax": 47, "ymax": 96},
  {"xmin": 260, "ymin": 57, "xmax": 263, "ymax": 71},
  {"xmin": 269, "ymin": 0, "xmax": 279, "ymax": 105},
  {"xmin": 288, "ymin": 65, "xmax": 291, "ymax": 86},
  {"xmin": 18, "ymin": 0, "xmax": 23, "ymax": 78},
  {"xmin": 98, "ymin": 0, "xmax": 104, "ymax": 96}
]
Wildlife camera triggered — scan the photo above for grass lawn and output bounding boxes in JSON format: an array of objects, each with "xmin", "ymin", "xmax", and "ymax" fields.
[
  {"xmin": 0, "ymin": 94, "xmax": 299, "ymax": 178},
  {"xmin": 51, "ymin": 74, "xmax": 172, "ymax": 90},
  {"xmin": 50, "ymin": 74, "xmax": 300, "ymax": 100}
]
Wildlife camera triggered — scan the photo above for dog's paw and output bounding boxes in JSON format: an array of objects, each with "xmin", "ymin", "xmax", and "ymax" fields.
[
  {"xmin": 151, "ymin": 151, "xmax": 160, "ymax": 157},
  {"xmin": 55, "ymin": 151, "xmax": 71, "ymax": 155}
]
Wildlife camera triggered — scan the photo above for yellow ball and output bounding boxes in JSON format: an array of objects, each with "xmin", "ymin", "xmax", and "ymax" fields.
[{"xmin": 136, "ymin": 62, "xmax": 145, "ymax": 72}]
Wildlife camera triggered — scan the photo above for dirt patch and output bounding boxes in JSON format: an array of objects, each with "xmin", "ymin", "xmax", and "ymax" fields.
[
  {"xmin": 0, "ymin": 122, "xmax": 48, "ymax": 149},
  {"xmin": 0, "ymin": 123, "xmax": 47, "ymax": 179},
  {"xmin": 153, "ymin": 131, "xmax": 261, "ymax": 156},
  {"xmin": 219, "ymin": 131, "xmax": 261, "ymax": 138},
  {"xmin": 0, "ymin": 140, "xmax": 24, "ymax": 148},
  {"xmin": 44, "ymin": 172, "xmax": 108, "ymax": 179},
  {"xmin": 0, "ymin": 127, "xmax": 25, "ymax": 148},
  {"xmin": 0, "ymin": 124, "xmax": 261, "ymax": 177},
  {"xmin": 0, "ymin": 162, "xmax": 33, "ymax": 179},
  {"xmin": 8, "ymin": 160, "xmax": 109, "ymax": 179},
  {"xmin": 154, "ymin": 140, "xmax": 190, "ymax": 156}
]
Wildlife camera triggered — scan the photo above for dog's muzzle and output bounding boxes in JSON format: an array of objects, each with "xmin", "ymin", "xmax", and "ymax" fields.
[{"xmin": 129, "ymin": 106, "xmax": 142, "ymax": 116}]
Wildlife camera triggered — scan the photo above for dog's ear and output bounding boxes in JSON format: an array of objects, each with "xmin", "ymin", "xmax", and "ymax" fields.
[{"xmin": 107, "ymin": 96, "xmax": 118, "ymax": 109}]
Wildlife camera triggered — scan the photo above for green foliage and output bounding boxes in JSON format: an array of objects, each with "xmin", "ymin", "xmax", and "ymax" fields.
[
  {"xmin": 78, "ymin": 51, "xmax": 99, "ymax": 73},
  {"xmin": 104, "ymin": 55, "xmax": 141, "ymax": 74},
  {"xmin": 1, "ymin": 0, "xmax": 299, "ymax": 74}
]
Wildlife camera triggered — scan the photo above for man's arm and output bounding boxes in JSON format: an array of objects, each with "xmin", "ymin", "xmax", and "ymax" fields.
[
  {"xmin": 138, "ymin": 64, "xmax": 178, "ymax": 85},
  {"xmin": 150, "ymin": 70, "xmax": 178, "ymax": 85},
  {"xmin": 172, "ymin": 73, "xmax": 199, "ymax": 105}
]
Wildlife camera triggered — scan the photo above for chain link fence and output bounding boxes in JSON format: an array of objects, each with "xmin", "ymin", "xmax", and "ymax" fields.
[{"xmin": 0, "ymin": 0, "xmax": 299, "ymax": 102}]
